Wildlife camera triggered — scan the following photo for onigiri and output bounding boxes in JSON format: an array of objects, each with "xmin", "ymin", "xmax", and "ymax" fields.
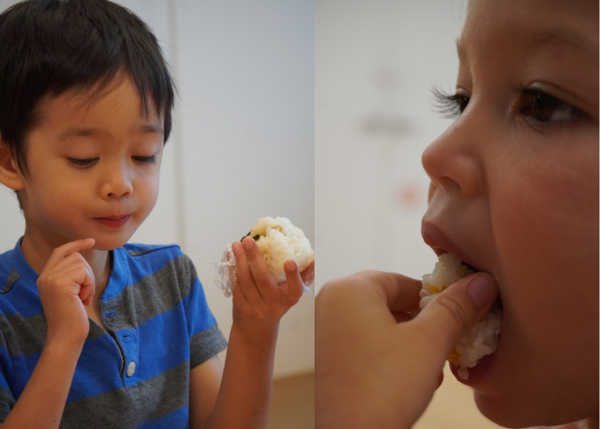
[
  {"xmin": 420, "ymin": 253, "xmax": 502, "ymax": 380},
  {"xmin": 213, "ymin": 217, "xmax": 314, "ymax": 297},
  {"xmin": 242, "ymin": 216, "xmax": 314, "ymax": 283}
]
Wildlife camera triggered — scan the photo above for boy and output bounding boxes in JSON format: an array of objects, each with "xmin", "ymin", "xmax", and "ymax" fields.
[
  {"xmin": 0, "ymin": 1, "xmax": 308, "ymax": 427},
  {"xmin": 316, "ymin": 0, "xmax": 598, "ymax": 427}
]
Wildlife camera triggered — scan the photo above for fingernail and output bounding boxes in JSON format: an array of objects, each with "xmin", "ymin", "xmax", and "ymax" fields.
[
  {"xmin": 285, "ymin": 260, "xmax": 297, "ymax": 272},
  {"xmin": 467, "ymin": 274, "xmax": 498, "ymax": 308}
]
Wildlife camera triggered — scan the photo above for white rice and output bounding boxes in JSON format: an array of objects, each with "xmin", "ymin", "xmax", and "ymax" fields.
[
  {"xmin": 420, "ymin": 253, "xmax": 502, "ymax": 380},
  {"xmin": 247, "ymin": 217, "xmax": 314, "ymax": 283},
  {"xmin": 213, "ymin": 217, "xmax": 314, "ymax": 298}
]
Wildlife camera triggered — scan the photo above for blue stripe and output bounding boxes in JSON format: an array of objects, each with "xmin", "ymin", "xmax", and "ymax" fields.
[
  {"xmin": 127, "ymin": 303, "xmax": 190, "ymax": 386},
  {"xmin": 67, "ymin": 334, "xmax": 125, "ymax": 402},
  {"xmin": 183, "ymin": 278, "xmax": 216, "ymax": 338},
  {"xmin": 0, "ymin": 282, "xmax": 44, "ymax": 318},
  {"xmin": 123, "ymin": 245, "xmax": 182, "ymax": 285},
  {"xmin": 12, "ymin": 352, "xmax": 39, "ymax": 399}
]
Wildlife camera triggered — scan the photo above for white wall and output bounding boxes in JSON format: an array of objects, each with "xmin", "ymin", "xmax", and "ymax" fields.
[
  {"xmin": 0, "ymin": 0, "xmax": 314, "ymax": 378},
  {"xmin": 315, "ymin": 0, "xmax": 464, "ymax": 290}
]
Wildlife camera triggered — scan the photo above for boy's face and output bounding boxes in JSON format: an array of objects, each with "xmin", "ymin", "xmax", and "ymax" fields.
[
  {"xmin": 422, "ymin": 0, "xmax": 598, "ymax": 426},
  {"xmin": 10, "ymin": 75, "xmax": 164, "ymax": 252}
]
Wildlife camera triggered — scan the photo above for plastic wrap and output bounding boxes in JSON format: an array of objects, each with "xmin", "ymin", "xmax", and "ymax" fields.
[{"xmin": 212, "ymin": 242, "xmax": 314, "ymax": 298}]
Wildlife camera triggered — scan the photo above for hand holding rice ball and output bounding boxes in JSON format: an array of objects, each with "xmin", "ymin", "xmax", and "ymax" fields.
[
  {"xmin": 316, "ymin": 269, "xmax": 499, "ymax": 427},
  {"xmin": 214, "ymin": 217, "xmax": 315, "ymax": 297},
  {"xmin": 420, "ymin": 253, "xmax": 503, "ymax": 380},
  {"xmin": 241, "ymin": 217, "xmax": 315, "ymax": 283}
]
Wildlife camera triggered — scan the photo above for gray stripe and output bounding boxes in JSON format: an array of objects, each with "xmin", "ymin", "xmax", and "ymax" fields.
[
  {"xmin": 1, "ymin": 270, "xmax": 20, "ymax": 294},
  {"xmin": 125, "ymin": 248, "xmax": 155, "ymax": 257},
  {"xmin": 190, "ymin": 324, "xmax": 228, "ymax": 368},
  {"xmin": 0, "ymin": 312, "xmax": 107, "ymax": 358},
  {"xmin": 0, "ymin": 385, "xmax": 15, "ymax": 422},
  {"xmin": 101, "ymin": 255, "xmax": 195, "ymax": 332},
  {"xmin": 61, "ymin": 360, "xmax": 190, "ymax": 429}
]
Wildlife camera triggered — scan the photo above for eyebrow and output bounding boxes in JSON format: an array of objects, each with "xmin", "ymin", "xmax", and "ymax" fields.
[{"xmin": 57, "ymin": 123, "xmax": 164, "ymax": 141}]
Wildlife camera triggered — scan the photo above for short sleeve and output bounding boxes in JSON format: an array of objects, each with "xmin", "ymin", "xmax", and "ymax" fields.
[
  {"xmin": 0, "ymin": 322, "xmax": 16, "ymax": 421},
  {"xmin": 179, "ymin": 255, "xmax": 227, "ymax": 368}
]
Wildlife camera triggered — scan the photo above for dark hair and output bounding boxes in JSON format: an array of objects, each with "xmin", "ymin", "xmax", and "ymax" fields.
[{"xmin": 0, "ymin": 0, "xmax": 176, "ymax": 175}]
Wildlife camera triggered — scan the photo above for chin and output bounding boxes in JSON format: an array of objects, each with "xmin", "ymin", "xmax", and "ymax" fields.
[
  {"xmin": 90, "ymin": 233, "xmax": 134, "ymax": 251},
  {"xmin": 474, "ymin": 392, "xmax": 596, "ymax": 429}
]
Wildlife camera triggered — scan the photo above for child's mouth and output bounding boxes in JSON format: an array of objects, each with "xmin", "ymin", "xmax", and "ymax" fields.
[
  {"xmin": 97, "ymin": 215, "xmax": 131, "ymax": 228},
  {"xmin": 421, "ymin": 251, "xmax": 504, "ymax": 381}
]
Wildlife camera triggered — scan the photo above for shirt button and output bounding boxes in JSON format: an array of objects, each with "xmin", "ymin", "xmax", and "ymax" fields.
[{"xmin": 127, "ymin": 362, "xmax": 136, "ymax": 377}]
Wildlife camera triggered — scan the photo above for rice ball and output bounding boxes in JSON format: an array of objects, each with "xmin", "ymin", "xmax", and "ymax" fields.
[
  {"xmin": 420, "ymin": 253, "xmax": 503, "ymax": 380},
  {"xmin": 242, "ymin": 216, "xmax": 314, "ymax": 283}
]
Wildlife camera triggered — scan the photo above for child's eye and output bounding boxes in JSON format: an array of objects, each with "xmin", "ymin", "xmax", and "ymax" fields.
[
  {"xmin": 132, "ymin": 155, "xmax": 156, "ymax": 165},
  {"xmin": 67, "ymin": 158, "xmax": 98, "ymax": 167},
  {"xmin": 431, "ymin": 87, "xmax": 470, "ymax": 119},
  {"xmin": 520, "ymin": 89, "xmax": 586, "ymax": 123}
]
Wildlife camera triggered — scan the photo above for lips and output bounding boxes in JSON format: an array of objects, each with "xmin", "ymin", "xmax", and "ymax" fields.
[
  {"xmin": 97, "ymin": 214, "xmax": 131, "ymax": 228},
  {"xmin": 421, "ymin": 221, "xmax": 483, "ymax": 273},
  {"xmin": 422, "ymin": 220, "xmax": 505, "ymax": 384}
]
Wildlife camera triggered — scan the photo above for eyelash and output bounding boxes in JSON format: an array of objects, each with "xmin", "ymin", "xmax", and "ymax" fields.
[
  {"xmin": 67, "ymin": 156, "xmax": 156, "ymax": 168},
  {"xmin": 431, "ymin": 87, "xmax": 469, "ymax": 119},
  {"xmin": 132, "ymin": 155, "xmax": 156, "ymax": 165},
  {"xmin": 431, "ymin": 86, "xmax": 587, "ymax": 126}
]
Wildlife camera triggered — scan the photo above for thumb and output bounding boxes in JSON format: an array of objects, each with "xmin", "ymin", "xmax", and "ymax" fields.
[{"xmin": 415, "ymin": 273, "xmax": 499, "ymax": 361}]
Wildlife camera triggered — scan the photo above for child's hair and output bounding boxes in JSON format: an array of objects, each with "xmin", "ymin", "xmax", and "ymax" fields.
[{"xmin": 0, "ymin": 0, "xmax": 175, "ymax": 176}]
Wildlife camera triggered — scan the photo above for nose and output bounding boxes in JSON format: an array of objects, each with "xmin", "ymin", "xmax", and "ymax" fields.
[
  {"xmin": 421, "ymin": 111, "xmax": 485, "ymax": 199},
  {"xmin": 100, "ymin": 162, "xmax": 133, "ymax": 199}
]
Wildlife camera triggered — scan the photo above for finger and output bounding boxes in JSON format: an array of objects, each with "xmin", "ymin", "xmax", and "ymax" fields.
[
  {"xmin": 241, "ymin": 237, "xmax": 278, "ymax": 299},
  {"xmin": 231, "ymin": 241, "xmax": 260, "ymax": 305},
  {"xmin": 353, "ymin": 271, "xmax": 422, "ymax": 313},
  {"xmin": 46, "ymin": 238, "xmax": 95, "ymax": 268},
  {"xmin": 68, "ymin": 263, "xmax": 96, "ymax": 306},
  {"xmin": 281, "ymin": 260, "xmax": 304, "ymax": 303},
  {"xmin": 414, "ymin": 272, "xmax": 498, "ymax": 360}
]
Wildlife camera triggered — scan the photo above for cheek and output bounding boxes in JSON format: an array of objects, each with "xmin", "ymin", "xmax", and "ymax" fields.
[
  {"xmin": 492, "ymin": 159, "xmax": 598, "ymax": 366},
  {"xmin": 137, "ymin": 173, "xmax": 160, "ymax": 212}
]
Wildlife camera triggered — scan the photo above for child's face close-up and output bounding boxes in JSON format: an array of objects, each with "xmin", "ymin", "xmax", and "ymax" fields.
[
  {"xmin": 13, "ymin": 76, "xmax": 164, "ymax": 252},
  {"xmin": 421, "ymin": 0, "xmax": 598, "ymax": 426}
]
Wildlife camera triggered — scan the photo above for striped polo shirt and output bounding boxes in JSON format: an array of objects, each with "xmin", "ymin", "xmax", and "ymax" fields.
[{"xmin": 0, "ymin": 239, "xmax": 228, "ymax": 428}]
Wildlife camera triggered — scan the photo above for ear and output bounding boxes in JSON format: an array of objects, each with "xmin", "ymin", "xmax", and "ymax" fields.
[{"xmin": 0, "ymin": 138, "xmax": 25, "ymax": 191}]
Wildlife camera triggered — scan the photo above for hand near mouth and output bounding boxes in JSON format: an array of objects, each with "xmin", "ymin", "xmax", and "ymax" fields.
[{"xmin": 315, "ymin": 270, "xmax": 498, "ymax": 429}]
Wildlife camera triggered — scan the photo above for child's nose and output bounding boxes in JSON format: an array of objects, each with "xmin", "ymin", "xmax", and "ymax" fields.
[
  {"xmin": 101, "ymin": 164, "xmax": 133, "ymax": 198},
  {"xmin": 421, "ymin": 114, "xmax": 484, "ymax": 199}
]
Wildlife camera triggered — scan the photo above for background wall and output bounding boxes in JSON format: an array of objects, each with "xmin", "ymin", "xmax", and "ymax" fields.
[
  {"xmin": 0, "ymin": 0, "xmax": 314, "ymax": 378},
  {"xmin": 315, "ymin": 0, "xmax": 502, "ymax": 427}
]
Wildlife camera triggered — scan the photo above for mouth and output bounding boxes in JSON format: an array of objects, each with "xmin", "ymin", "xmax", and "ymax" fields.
[
  {"xmin": 421, "ymin": 221, "xmax": 483, "ymax": 273},
  {"xmin": 97, "ymin": 214, "xmax": 131, "ymax": 228},
  {"xmin": 422, "ymin": 221, "xmax": 505, "ymax": 375}
]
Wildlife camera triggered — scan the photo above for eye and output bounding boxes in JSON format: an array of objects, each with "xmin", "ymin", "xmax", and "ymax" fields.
[
  {"xmin": 520, "ymin": 89, "xmax": 586, "ymax": 123},
  {"xmin": 67, "ymin": 158, "xmax": 97, "ymax": 168},
  {"xmin": 431, "ymin": 87, "xmax": 470, "ymax": 119},
  {"xmin": 132, "ymin": 155, "xmax": 156, "ymax": 165}
]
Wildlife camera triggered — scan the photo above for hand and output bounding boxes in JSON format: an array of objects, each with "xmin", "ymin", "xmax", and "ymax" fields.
[
  {"xmin": 230, "ymin": 237, "xmax": 306, "ymax": 329},
  {"xmin": 315, "ymin": 270, "xmax": 498, "ymax": 429},
  {"xmin": 37, "ymin": 239, "xmax": 96, "ymax": 350}
]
